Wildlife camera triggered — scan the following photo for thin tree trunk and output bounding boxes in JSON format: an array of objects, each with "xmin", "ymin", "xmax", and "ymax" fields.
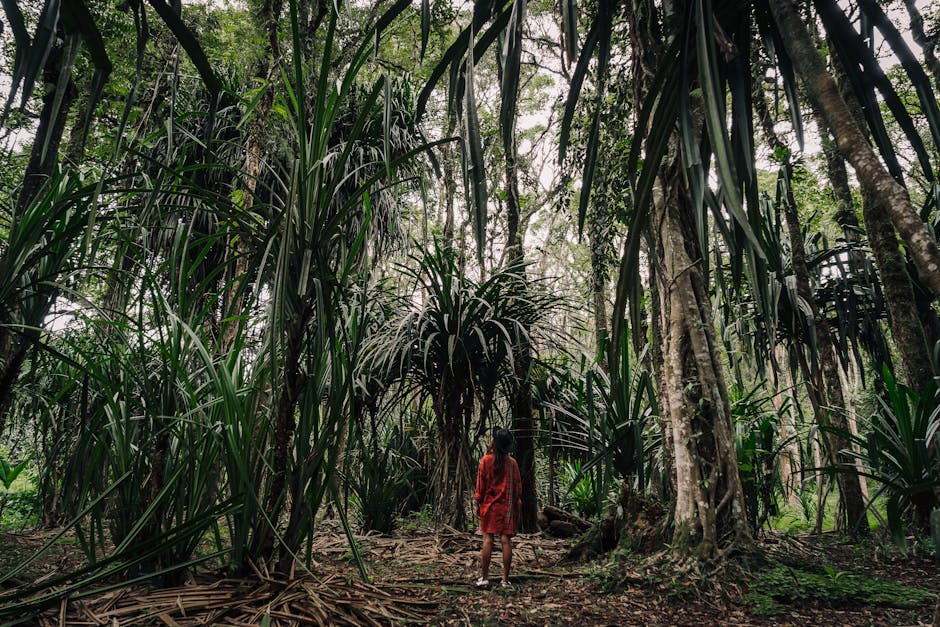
[
  {"xmin": 820, "ymin": 134, "xmax": 896, "ymax": 378},
  {"xmin": 497, "ymin": 9, "xmax": 539, "ymax": 533},
  {"xmin": 504, "ymin": 134, "xmax": 538, "ymax": 533},
  {"xmin": 770, "ymin": 345, "xmax": 800, "ymax": 505},
  {"xmin": 769, "ymin": 0, "xmax": 940, "ymax": 298},
  {"xmin": 65, "ymin": 75, "xmax": 95, "ymax": 166},
  {"xmin": 648, "ymin": 250, "xmax": 673, "ymax": 500},
  {"xmin": 442, "ymin": 108, "xmax": 458, "ymax": 250},
  {"xmin": 838, "ymin": 359, "xmax": 868, "ymax": 501},
  {"xmin": 220, "ymin": 0, "xmax": 284, "ymax": 355},
  {"xmin": 590, "ymin": 234, "xmax": 610, "ymax": 371},
  {"xmin": 256, "ymin": 311, "xmax": 308, "ymax": 563},
  {"xmin": 755, "ymin": 83, "xmax": 869, "ymax": 534},
  {"xmin": 13, "ymin": 40, "xmax": 77, "ymax": 220}
]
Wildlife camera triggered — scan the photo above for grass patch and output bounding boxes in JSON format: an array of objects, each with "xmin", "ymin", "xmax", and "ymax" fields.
[
  {"xmin": 745, "ymin": 564, "xmax": 936, "ymax": 617},
  {"xmin": 768, "ymin": 493, "xmax": 888, "ymax": 534},
  {"xmin": 0, "ymin": 473, "xmax": 39, "ymax": 532}
]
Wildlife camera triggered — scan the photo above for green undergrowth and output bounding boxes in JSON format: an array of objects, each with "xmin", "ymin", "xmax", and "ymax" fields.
[
  {"xmin": 745, "ymin": 564, "xmax": 936, "ymax": 617},
  {"xmin": 0, "ymin": 473, "xmax": 39, "ymax": 532}
]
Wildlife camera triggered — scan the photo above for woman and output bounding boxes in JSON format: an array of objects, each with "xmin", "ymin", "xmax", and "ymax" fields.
[{"xmin": 474, "ymin": 428, "xmax": 522, "ymax": 588}]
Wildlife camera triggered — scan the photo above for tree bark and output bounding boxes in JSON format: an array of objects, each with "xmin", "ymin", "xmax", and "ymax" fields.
[
  {"xmin": 862, "ymin": 191, "xmax": 935, "ymax": 394},
  {"xmin": 504, "ymin": 133, "xmax": 538, "ymax": 534},
  {"xmin": 769, "ymin": 0, "xmax": 940, "ymax": 299},
  {"xmin": 590, "ymin": 234, "xmax": 610, "ymax": 369},
  {"xmin": 220, "ymin": 0, "xmax": 284, "ymax": 355},
  {"xmin": 770, "ymin": 345, "xmax": 801, "ymax": 505},
  {"xmin": 442, "ymin": 107, "xmax": 458, "ymax": 250},
  {"xmin": 820, "ymin": 134, "xmax": 895, "ymax": 380},
  {"xmin": 827, "ymin": 56, "xmax": 935, "ymax": 395},
  {"xmin": 781, "ymin": 173, "xmax": 868, "ymax": 533},
  {"xmin": 653, "ymin": 150, "xmax": 751, "ymax": 557}
]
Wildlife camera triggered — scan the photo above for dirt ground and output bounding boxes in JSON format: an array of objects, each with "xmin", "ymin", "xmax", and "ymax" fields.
[{"xmin": 0, "ymin": 523, "xmax": 937, "ymax": 625}]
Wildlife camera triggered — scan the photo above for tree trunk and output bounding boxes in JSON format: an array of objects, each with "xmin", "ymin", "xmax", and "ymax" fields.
[
  {"xmin": 590, "ymin": 232, "xmax": 610, "ymax": 371},
  {"xmin": 755, "ymin": 73, "xmax": 870, "ymax": 534},
  {"xmin": 653, "ymin": 150, "xmax": 751, "ymax": 557},
  {"xmin": 220, "ymin": 0, "xmax": 285, "ymax": 355},
  {"xmin": 820, "ymin": 134, "xmax": 896, "ymax": 379},
  {"xmin": 504, "ymin": 136, "xmax": 538, "ymax": 533},
  {"xmin": 769, "ymin": 0, "xmax": 940, "ymax": 298},
  {"xmin": 442, "ymin": 108, "xmax": 458, "ymax": 250},
  {"xmin": 432, "ymin": 378, "xmax": 474, "ymax": 529},
  {"xmin": 256, "ymin": 310, "xmax": 308, "ymax": 563},
  {"xmin": 770, "ymin": 345, "xmax": 801, "ymax": 505},
  {"xmin": 862, "ymin": 192, "xmax": 934, "ymax": 394},
  {"xmin": 13, "ymin": 39, "xmax": 77, "ymax": 220},
  {"xmin": 826, "ymin": 56, "xmax": 935, "ymax": 395}
]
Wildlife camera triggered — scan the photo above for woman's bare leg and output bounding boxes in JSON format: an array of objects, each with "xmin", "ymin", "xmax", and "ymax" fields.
[
  {"xmin": 500, "ymin": 534, "xmax": 512, "ymax": 582},
  {"xmin": 480, "ymin": 532, "xmax": 494, "ymax": 581}
]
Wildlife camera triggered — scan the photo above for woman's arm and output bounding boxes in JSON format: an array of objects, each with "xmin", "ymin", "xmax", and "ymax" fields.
[{"xmin": 474, "ymin": 457, "xmax": 486, "ymax": 516}]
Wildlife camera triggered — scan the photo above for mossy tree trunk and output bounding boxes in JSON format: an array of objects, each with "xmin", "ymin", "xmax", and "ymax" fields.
[{"xmin": 653, "ymin": 149, "xmax": 752, "ymax": 557}]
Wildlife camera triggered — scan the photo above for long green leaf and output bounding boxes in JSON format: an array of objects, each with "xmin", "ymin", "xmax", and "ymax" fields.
[
  {"xmin": 576, "ymin": 0, "xmax": 612, "ymax": 235},
  {"xmin": 499, "ymin": 0, "xmax": 526, "ymax": 156},
  {"xmin": 416, "ymin": 5, "xmax": 513, "ymax": 121},
  {"xmin": 695, "ymin": 0, "xmax": 764, "ymax": 257},
  {"xmin": 420, "ymin": 0, "xmax": 431, "ymax": 59},
  {"xmin": 814, "ymin": 0, "xmax": 913, "ymax": 181},
  {"xmin": 558, "ymin": 16, "xmax": 600, "ymax": 165},
  {"xmin": 461, "ymin": 54, "xmax": 488, "ymax": 268}
]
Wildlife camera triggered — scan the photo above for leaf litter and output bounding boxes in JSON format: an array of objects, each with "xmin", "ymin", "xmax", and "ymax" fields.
[{"xmin": 2, "ymin": 525, "xmax": 938, "ymax": 626}]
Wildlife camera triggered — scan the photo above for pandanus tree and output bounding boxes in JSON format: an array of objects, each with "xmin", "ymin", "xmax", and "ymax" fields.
[
  {"xmin": 241, "ymin": 0, "xmax": 434, "ymax": 571},
  {"xmin": 363, "ymin": 244, "xmax": 559, "ymax": 528}
]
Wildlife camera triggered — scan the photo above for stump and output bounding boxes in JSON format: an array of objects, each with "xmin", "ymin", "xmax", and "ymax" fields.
[{"xmin": 564, "ymin": 483, "xmax": 668, "ymax": 563}]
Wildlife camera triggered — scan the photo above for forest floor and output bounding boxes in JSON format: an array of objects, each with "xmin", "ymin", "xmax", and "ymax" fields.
[{"xmin": 0, "ymin": 520, "xmax": 938, "ymax": 626}]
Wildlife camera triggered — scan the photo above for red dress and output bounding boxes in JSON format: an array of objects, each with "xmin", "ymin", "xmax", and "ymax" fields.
[{"xmin": 474, "ymin": 452, "xmax": 522, "ymax": 536}]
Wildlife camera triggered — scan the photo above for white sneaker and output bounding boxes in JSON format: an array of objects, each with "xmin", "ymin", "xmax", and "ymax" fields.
[
  {"xmin": 475, "ymin": 577, "xmax": 489, "ymax": 587},
  {"xmin": 500, "ymin": 580, "xmax": 512, "ymax": 588}
]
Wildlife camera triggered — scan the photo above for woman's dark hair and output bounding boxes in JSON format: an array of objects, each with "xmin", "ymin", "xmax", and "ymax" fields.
[
  {"xmin": 494, "ymin": 429, "xmax": 513, "ymax": 454},
  {"xmin": 492, "ymin": 428, "xmax": 513, "ymax": 477}
]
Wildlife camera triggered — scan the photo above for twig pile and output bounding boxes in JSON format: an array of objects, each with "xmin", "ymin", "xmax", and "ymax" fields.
[{"xmin": 37, "ymin": 572, "xmax": 438, "ymax": 626}]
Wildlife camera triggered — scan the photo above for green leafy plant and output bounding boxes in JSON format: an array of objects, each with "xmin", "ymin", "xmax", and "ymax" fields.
[
  {"xmin": 363, "ymin": 242, "xmax": 560, "ymax": 528},
  {"xmin": 731, "ymin": 384, "xmax": 789, "ymax": 530},
  {"xmin": 562, "ymin": 459, "xmax": 600, "ymax": 519},
  {"xmin": 833, "ymin": 367, "xmax": 940, "ymax": 545},
  {"xmin": 746, "ymin": 564, "xmax": 935, "ymax": 613},
  {"xmin": 548, "ymin": 330, "xmax": 659, "ymax": 514},
  {"xmin": 347, "ymin": 424, "xmax": 417, "ymax": 534},
  {"xmin": 0, "ymin": 483, "xmax": 39, "ymax": 531},
  {"xmin": 0, "ymin": 454, "xmax": 27, "ymax": 490}
]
